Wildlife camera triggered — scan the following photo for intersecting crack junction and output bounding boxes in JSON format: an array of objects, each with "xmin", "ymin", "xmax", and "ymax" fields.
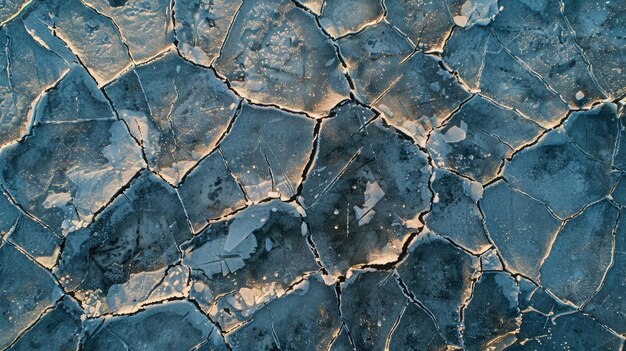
[{"xmin": 0, "ymin": 0, "xmax": 625, "ymax": 350}]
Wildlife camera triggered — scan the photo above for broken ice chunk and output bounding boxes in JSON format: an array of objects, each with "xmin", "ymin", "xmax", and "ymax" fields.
[
  {"xmin": 34, "ymin": 67, "xmax": 115, "ymax": 123},
  {"xmin": 463, "ymin": 272, "xmax": 520, "ymax": 351},
  {"xmin": 55, "ymin": 171, "xmax": 191, "ymax": 316},
  {"xmin": 264, "ymin": 237, "xmax": 274, "ymax": 252},
  {"xmin": 106, "ymin": 265, "xmax": 190, "ymax": 315},
  {"xmin": 451, "ymin": 97, "xmax": 543, "ymax": 149},
  {"xmin": 182, "ymin": 200, "xmax": 319, "ymax": 329},
  {"xmin": 441, "ymin": 24, "xmax": 490, "ymax": 91},
  {"xmin": 336, "ymin": 22, "xmax": 414, "ymax": 104},
  {"xmin": 214, "ymin": 0, "xmax": 350, "ymax": 117},
  {"xmin": 0, "ymin": 190, "xmax": 20, "ymax": 236},
  {"xmin": 294, "ymin": 0, "xmax": 323, "ymax": 14},
  {"xmin": 339, "ymin": 270, "xmax": 407, "ymax": 350},
  {"xmin": 0, "ymin": 244, "xmax": 63, "ymax": 350},
  {"xmin": 227, "ymin": 274, "xmax": 341, "ymax": 350},
  {"xmin": 22, "ymin": 0, "xmax": 132, "ymax": 85},
  {"xmin": 0, "ymin": 120, "xmax": 143, "ymax": 233},
  {"xmin": 7, "ymin": 216, "xmax": 61, "ymax": 269},
  {"xmin": 353, "ymin": 181, "xmax": 385, "ymax": 226},
  {"xmin": 106, "ymin": 52, "xmax": 240, "ymax": 185},
  {"xmin": 396, "ymin": 232, "xmax": 480, "ymax": 345},
  {"xmin": 389, "ymin": 301, "xmax": 448, "ymax": 350},
  {"xmin": 83, "ymin": 301, "xmax": 227, "ymax": 351},
  {"xmin": 503, "ymin": 129, "xmax": 617, "ymax": 218},
  {"xmin": 611, "ymin": 174, "xmax": 626, "ymax": 207},
  {"xmin": 239, "ymin": 287, "xmax": 255, "ymax": 307},
  {"xmin": 516, "ymin": 277, "xmax": 537, "ymax": 312},
  {"xmin": 509, "ymin": 309, "xmax": 622, "ymax": 350},
  {"xmin": 375, "ymin": 53, "xmax": 471, "ymax": 146},
  {"xmin": 426, "ymin": 169, "xmax": 490, "ymax": 254},
  {"xmin": 81, "ymin": 0, "xmax": 173, "ymax": 62},
  {"xmin": 0, "ymin": 20, "xmax": 70, "ymax": 146},
  {"xmin": 527, "ymin": 280, "xmax": 574, "ymax": 317},
  {"xmin": 480, "ymin": 249, "xmax": 503, "ymax": 271},
  {"xmin": 428, "ymin": 96, "xmax": 542, "ymax": 183},
  {"xmin": 563, "ymin": 0, "xmax": 626, "ymax": 98},
  {"xmin": 224, "ymin": 205, "xmax": 273, "ymax": 252},
  {"xmin": 175, "ymin": 0, "xmax": 242, "ymax": 66},
  {"xmin": 301, "ymin": 102, "xmax": 431, "ymax": 276},
  {"xmin": 563, "ymin": 102, "xmax": 619, "ymax": 164},
  {"xmin": 184, "ymin": 228, "xmax": 258, "ymax": 279},
  {"xmin": 584, "ymin": 213, "xmax": 626, "ymax": 334},
  {"xmin": 319, "ymin": 0, "xmax": 384, "ymax": 38},
  {"xmin": 453, "ymin": 0, "xmax": 500, "ymax": 28},
  {"xmin": 176, "ymin": 151, "xmax": 247, "ymax": 233},
  {"xmin": 540, "ymin": 200, "xmax": 617, "ymax": 306},
  {"xmin": 441, "ymin": 121, "xmax": 467, "ymax": 143},
  {"xmin": 453, "ymin": 15, "xmax": 468, "ymax": 27},
  {"xmin": 488, "ymin": 0, "xmax": 606, "ymax": 107},
  {"xmin": 444, "ymin": 26, "xmax": 570, "ymax": 127},
  {"xmin": 481, "ymin": 180, "xmax": 561, "ymax": 279},
  {"xmin": 575, "ymin": 90, "xmax": 585, "ymax": 100},
  {"xmin": 0, "ymin": 0, "xmax": 29, "ymax": 23},
  {"xmin": 614, "ymin": 110, "xmax": 626, "ymax": 170},
  {"xmin": 385, "ymin": 0, "xmax": 454, "ymax": 51},
  {"xmin": 6, "ymin": 296, "xmax": 83, "ymax": 351},
  {"xmin": 219, "ymin": 103, "xmax": 316, "ymax": 201},
  {"xmin": 328, "ymin": 326, "xmax": 355, "ymax": 351},
  {"xmin": 183, "ymin": 200, "xmax": 317, "ymax": 328}
]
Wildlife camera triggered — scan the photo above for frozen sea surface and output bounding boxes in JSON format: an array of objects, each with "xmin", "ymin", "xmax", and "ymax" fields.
[{"xmin": 0, "ymin": 0, "xmax": 625, "ymax": 349}]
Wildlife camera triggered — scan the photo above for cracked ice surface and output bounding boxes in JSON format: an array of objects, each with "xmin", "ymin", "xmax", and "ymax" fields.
[{"xmin": 1, "ymin": 0, "xmax": 626, "ymax": 349}]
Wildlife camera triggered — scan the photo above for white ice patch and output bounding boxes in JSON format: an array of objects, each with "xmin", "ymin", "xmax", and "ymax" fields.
[
  {"xmin": 456, "ymin": 0, "xmax": 500, "ymax": 28},
  {"xmin": 224, "ymin": 206, "xmax": 269, "ymax": 252},
  {"xmin": 291, "ymin": 279, "xmax": 310, "ymax": 296},
  {"xmin": 405, "ymin": 213, "xmax": 422, "ymax": 229},
  {"xmin": 239, "ymin": 287, "xmax": 255, "ymax": 307},
  {"xmin": 353, "ymin": 181, "xmax": 385, "ymax": 226},
  {"xmin": 68, "ymin": 122, "xmax": 143, "ymax": 225},
  {"xmin": 43, "ymin": 192, "xmax": 72, "ymax": 209},
  {"xmin": 105, "ymin": 266, "xmax": 189, "ymax": 315},
  {"xmin": 181, "ymin": 43, "xmax": 210, "ymax": 66},
  {"xmin": 454, "ymin": 15, "xmax": 468, "ymax": 27},
  {"xmin": 575, "ymin": 90, "xmax": 585, "ymax": 100},
  {"xmin": 378, "ymin": 104, "xmax": 393, "ymax": 118},
  {"xmin": 463, "ymin": 180, "xmax": 484, "ymax": 201},
  {"xmin": 184, "ymin": 234, "xmax": 258, "ymax": 277},
  {"xmin": 159, "ymin": 160, "xmax": 197, "ymax": 185},
  {"xmin": 265, "ymin": 237, "xmax": 274, "ymax": 252},
  {"xmin": 442, "ymin": 121, "xmax": 468, "ymax": 143}
]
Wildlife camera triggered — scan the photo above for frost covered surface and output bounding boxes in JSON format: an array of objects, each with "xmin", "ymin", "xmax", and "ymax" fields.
[{"xmin": 0, "ymin": 0, "xmax": 625, "ymax": 349}]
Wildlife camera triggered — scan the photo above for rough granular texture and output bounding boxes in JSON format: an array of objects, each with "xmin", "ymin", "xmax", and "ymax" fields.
[{"xmin": 0, "ymin": 0, "xmax": 625, "ymax": 350}]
